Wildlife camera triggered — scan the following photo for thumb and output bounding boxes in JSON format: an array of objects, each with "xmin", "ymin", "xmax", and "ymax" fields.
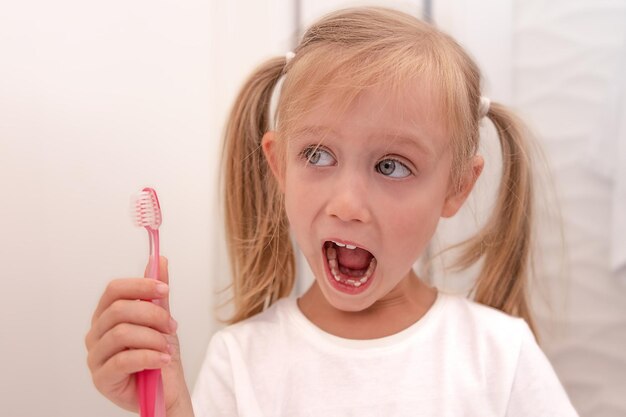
[{"xmin": 145, "ymin": 255, "xmax": 170, "ymax": 312}]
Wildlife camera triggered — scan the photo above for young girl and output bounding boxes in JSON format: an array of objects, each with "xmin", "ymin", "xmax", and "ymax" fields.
[{"xmin": 85, "ymin": 7, "xmax": 579, "ymax": 416}]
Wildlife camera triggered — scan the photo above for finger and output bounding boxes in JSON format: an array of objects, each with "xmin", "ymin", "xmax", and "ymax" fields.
[
  {"xmin": 91, "ymin": 298, "xmax": 176, "ymax": 345},
  {"xmin": 144, "ymin": 256, "xmax": 170, "ymax": 311},
  {"xmin": 88, "ymin": 323, "xmax": 170, "ymax": 371},
  {"xmin": 90, "ymin": 278, "xmax": 169, "ymax": 328},
  {"xmin": 93, "ymin": 348, "xmax": 172, "ymax": 388}
]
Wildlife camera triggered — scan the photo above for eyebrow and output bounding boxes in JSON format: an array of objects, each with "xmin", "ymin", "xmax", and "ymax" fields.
[
  {"xmin": 379, "ymin": 134, "xmax": 435, "ymax": 157},
  {"xmin": 291, "ymin": 126, "xmax": 338, "ymax": 139},
  {"xmin": 291, "ymin": 125, "xmax": 436, "ymax": 156}
]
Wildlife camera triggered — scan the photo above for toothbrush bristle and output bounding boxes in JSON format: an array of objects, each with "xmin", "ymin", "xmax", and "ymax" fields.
[{"xmin": 131, "ymin": 190, "xmax": 162, "ymax": 229}]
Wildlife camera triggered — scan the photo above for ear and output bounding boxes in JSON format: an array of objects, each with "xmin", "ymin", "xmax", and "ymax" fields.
[
  {"xmin": 441, "ymin": 155, "xmax": 484, "ymax": 218},
  {"xmin": 261, "ymin": 131, "xmax": 285, "ymax": 192}
]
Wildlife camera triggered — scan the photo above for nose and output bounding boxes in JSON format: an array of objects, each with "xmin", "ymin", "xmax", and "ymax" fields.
[{"xmin": 325, "ymin": 170, "xmax": 372, "ymax": 223}]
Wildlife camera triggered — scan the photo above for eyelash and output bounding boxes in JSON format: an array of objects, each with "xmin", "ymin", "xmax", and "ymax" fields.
[
  {"xmin": 375, "ymin": 157, "xmax": 413, "ymax": 178},
  {"xmin": 298, "ymin": 145, "xmax": 415, "ymax": 178},
  {"xmin": 299, "ymin": 145, "xmax": 335, "ymax": 166}
]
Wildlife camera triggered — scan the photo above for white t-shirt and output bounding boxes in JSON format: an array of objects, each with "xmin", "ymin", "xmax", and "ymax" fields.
[{"xmin": 191, "ymin": 292, "xmax": 579, "ymax": 416}]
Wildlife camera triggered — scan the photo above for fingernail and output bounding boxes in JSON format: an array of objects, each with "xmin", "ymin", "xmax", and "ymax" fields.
[
  {"xmin": 160, "ymin": 354, "xmax": 171, "ymax": 364},
  {"xmin": 156, "ymin": 282, "xmax": 169, "ymax": 295},
  {"xmin": 167, "ymin": 344, "xmax": 175, "ymax": 355},
  {"xmin": 170, "ymin": 317, "xmax": 178, "ymax": 332}
]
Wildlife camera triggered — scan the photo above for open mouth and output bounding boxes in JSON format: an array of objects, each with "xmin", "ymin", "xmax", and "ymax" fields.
[{"xmin": 323, "ymin": 240, "xmax": 377, "ymax": 290}]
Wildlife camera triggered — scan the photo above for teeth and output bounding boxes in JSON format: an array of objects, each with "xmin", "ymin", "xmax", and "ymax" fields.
[
  {"xmin": 365, "ymin": 258, "xmax": 377, "ymax": 276},
  {"xmin": 325, "ymin": 245, "xmax": 376, "ymax": 288},
  {"xmin": 330, "ymin": 240, "xmax": 358, "ymax": 250},
  {"xmin": 327, "ymin": 246, "xmax": 337, "ymax": 261}
]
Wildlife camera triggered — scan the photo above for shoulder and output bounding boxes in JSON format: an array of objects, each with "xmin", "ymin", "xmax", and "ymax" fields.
[
  {"xmin": 192, "ymin": 301, "xmax": 296, "ymax": 417},
  {"xmin": 439, "ymin": 291, "xmax": 531, "ymax": 337},
  {"xmin": 436, "ymin": 292, "xmax": 534, "ymax": 364},
  {"xmin": 207, "ymin": 297, "xmax": 295, "ymax": 356},
  {"xmin": 435, "ymin": 293, "xmax": 578, "ymax": 415}
]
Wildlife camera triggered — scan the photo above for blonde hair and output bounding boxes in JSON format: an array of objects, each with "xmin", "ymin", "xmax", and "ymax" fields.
[{"xmin": 221, "ymin": 6, "xmax": 538, "ymax": 335}]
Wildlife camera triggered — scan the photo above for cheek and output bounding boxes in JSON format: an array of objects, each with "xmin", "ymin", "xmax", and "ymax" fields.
[
  {"xmin": 284, "ymin": 161, "xmax": 329, "ymax": 212},
  {"xmin": 384, "ymin": 190, "xmax": 446, "ymax": 262},
  {"xmin": 283, "ymin": 163, "xmax": 300, "ymax": 206},
  {"xmin": 284, "ymin": 167, "xmax": 311, "ymax": 216},
  {"xmin": 391, "ymin": 215, "xmax": 435, "ymax": 262},
  {"xmin": 283, "ymin": 168, "xmax": 318, "ymax": 251},
  {"xmin": 284, "ymin": 184, "xmax": 303, "ymax": 232}
]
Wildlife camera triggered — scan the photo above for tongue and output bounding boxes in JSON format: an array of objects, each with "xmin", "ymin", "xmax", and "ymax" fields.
[{"xmin": 336, "ymin": 246, "xmax": 373, "ymax": 270}]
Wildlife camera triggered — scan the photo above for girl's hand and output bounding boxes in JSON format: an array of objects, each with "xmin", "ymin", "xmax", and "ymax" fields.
[{"xmin": 85, "ymin": 256, "xmax": 191, "ymax": 415}]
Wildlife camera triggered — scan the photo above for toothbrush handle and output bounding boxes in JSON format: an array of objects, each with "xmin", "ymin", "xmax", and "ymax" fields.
[
  {"xmin": 138, "ymin": 369, "xmax": 165, "ymax": 417},
  {"xmin": 138, "ymin": 229, "xmax": 166, "ymax": 417},
  {"xmin": 148, "ymin": 230, "xmax": 159, "ymax": 279}
]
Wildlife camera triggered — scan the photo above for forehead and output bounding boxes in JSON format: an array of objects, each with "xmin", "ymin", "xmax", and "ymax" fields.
[{"xmin": 289, "ymin": 80, "xmax": 449, "ymax": 156}]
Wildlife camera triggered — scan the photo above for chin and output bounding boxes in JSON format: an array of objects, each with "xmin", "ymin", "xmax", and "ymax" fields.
[{"xmin": 318, "ymin": 279, "xmax": 378, "ymax": 313}]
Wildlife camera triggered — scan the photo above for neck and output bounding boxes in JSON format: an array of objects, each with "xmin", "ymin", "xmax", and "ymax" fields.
[{"xmin": 297, "ymin": 270, "xmax": 437, "ymax": 340}]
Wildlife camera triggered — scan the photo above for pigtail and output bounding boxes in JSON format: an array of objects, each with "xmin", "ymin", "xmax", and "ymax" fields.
[
  {"xmin": 452, "ymin": 102, "xmax": 537, "ymax": 337},
  {"xmin": 221, "ymin": 57, "xmax": 295, "ymax": 324}
]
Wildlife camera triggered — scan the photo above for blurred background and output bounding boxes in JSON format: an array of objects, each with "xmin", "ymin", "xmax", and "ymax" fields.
[{"xmin": 1, "ymin": 0, "xmax": 624, "ymax": 416}]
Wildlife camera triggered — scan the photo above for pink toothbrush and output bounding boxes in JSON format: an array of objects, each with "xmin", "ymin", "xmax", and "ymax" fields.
[{"xmin": 131, "ymin": 187, "xmax": 166, "ymax": 417}]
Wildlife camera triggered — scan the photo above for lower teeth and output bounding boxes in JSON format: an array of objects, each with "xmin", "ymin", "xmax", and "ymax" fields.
[{"xmin": 326, "ymin": 245, "xmax": 376, "ymax": 288}]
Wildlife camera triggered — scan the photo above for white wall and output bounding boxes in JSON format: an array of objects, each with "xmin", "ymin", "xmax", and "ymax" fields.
[
  {"xmin": 512, "ymin": 2, "xmax": 626, "ymax": 415},
  {"xmin": 0, "ymin": 2, "xmax": 209, "ymax": 416},
  {"xmin": 0, "ymin": 1, "xmax": 298, "ymax": 416}
]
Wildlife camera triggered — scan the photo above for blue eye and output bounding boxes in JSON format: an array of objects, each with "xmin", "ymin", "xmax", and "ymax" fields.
[
  {"xmin": 376, "ymin": 158, "xmax": 412, "ymax": 178},
  {"xmin": 302, "ymin": 146, "xmax": 335, "ymax": 166}
]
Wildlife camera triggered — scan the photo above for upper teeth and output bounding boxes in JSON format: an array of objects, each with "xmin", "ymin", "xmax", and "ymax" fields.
[{"xmin": 332, "ymin": 241, "xmax": 357, "ymax": 250}]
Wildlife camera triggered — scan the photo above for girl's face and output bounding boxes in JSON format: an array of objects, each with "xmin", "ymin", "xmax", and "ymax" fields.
[{"xmin": 263, "ymin": 84, "xmax": 482, "ymax": 313}]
